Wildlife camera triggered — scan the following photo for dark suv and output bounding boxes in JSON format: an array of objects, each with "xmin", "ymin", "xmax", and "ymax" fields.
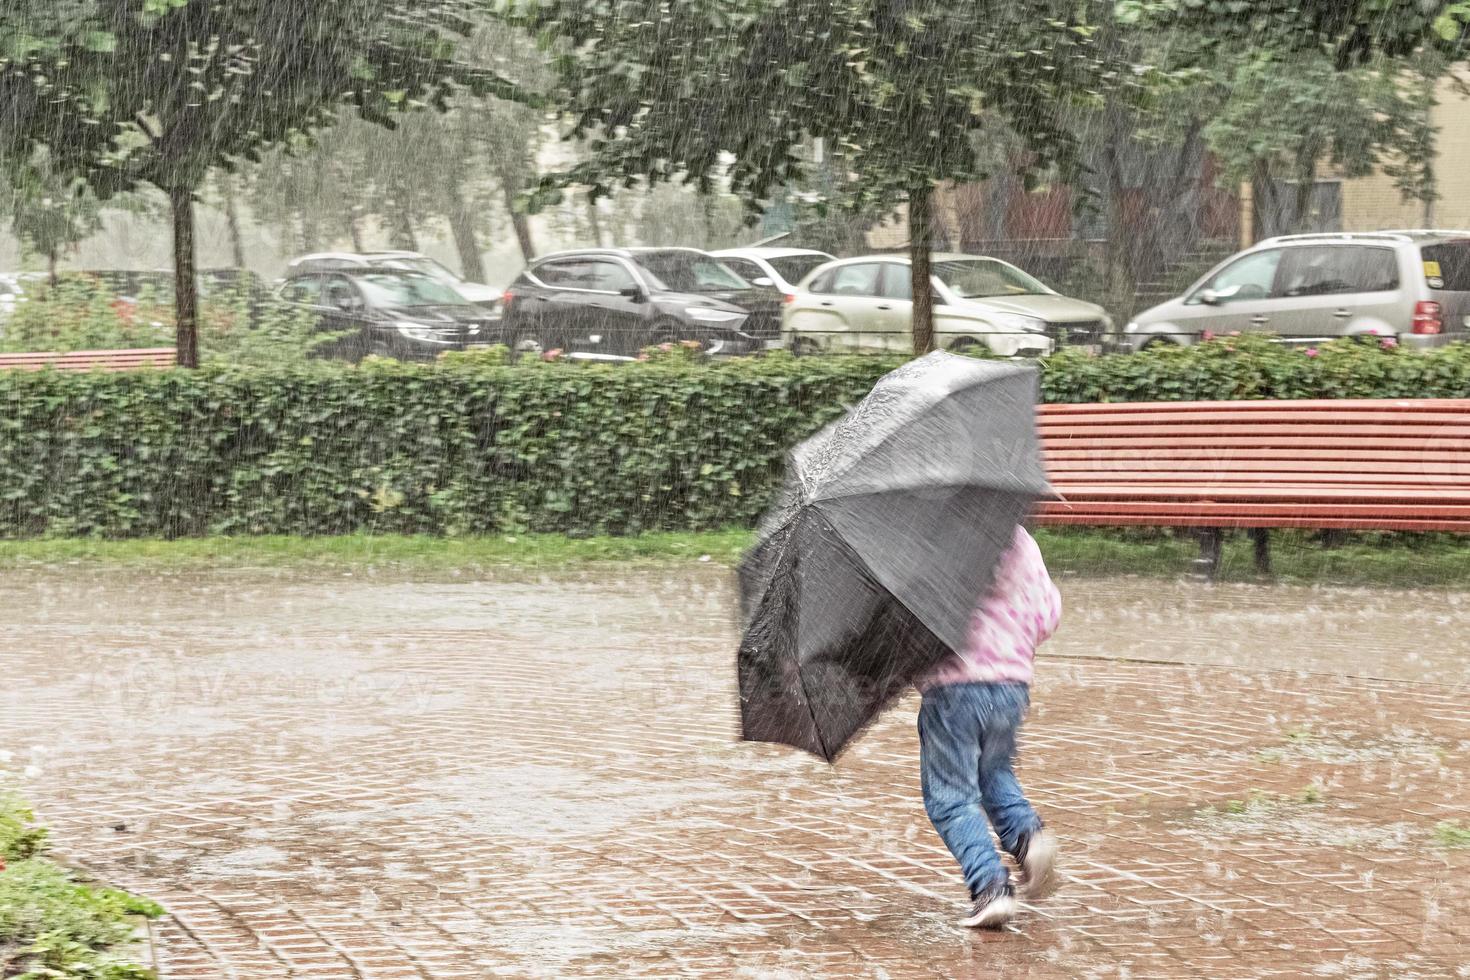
[
  {"xmin": 500, "ymin": 248, "xmax": 773, "ymax": 359},
  {"xmin": 277, "ymin": 269, "xmax": 493, "ymax": 361}
]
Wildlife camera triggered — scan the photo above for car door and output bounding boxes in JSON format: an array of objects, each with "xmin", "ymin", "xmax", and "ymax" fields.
[
  {"xmin": 320, "ymin": 274, "xmax": 373, "ymax": 355},
  {"xmin": 876, "ymin": 263, "xmax": 918, "ymax": 344},
  {"xmin": 1272, "ymin": 245, "xmax": 1401, "ymax": 340},
  {"xmin": 1178, "ymin": 248, "xmax": 1286, "ymax": 340},
  {"xmin": 820, "ymin": 263, "xmax": 889, "ymax": 350},
  {"xmin": 581, "ymin": 258, "xmax": 649, "ymax": 356},
  {"xmin": 524, "ymin": 258, "xmax": 591, "ymax": 351}
]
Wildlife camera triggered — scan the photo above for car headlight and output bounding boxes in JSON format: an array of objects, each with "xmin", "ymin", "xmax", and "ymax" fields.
[
  {"xmin": 986, "ymin": 312, "xmax": 1048, "ymax": 333},
  {"xmin": 396, "ymin": 321, "xmax": 440, "ymax": 341},
  {"xmin": 685, "ymin": 307, "xmax": 744, "ymax": 324}
]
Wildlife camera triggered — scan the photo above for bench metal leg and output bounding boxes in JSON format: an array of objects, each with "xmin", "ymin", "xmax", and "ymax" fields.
[
  {"xmin": 1251, "ymin": 528, "xmax": 1272, "ymax": 576},
  {"xmin": 1194, "ymin": 528, "xmax": 1223, "ymax": 582}
]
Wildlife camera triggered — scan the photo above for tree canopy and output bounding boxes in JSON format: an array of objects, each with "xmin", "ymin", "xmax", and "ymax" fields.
[{"xmin": 0, "ymin": 0, "xmax": 512, "ymax": 364}]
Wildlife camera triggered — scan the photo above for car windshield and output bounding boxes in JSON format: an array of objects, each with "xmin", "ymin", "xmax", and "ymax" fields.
[
  {"xmin": 934, "ymin": 259, "xmax": 1050, "ymax": 298},
  {"xmin": 383, "ymin": 256, "xmax": 461, "ymax": 283},
  {"xmin": 768, "ymin": 254, "xmax": 834, "ymax": 284},
  {"xmin": 635, "ymin": 251, "xmax": 749, "ymax": 292},
  {"xmin": 355, "ymin": 272, "xmax": 467, "ymax": 307}
]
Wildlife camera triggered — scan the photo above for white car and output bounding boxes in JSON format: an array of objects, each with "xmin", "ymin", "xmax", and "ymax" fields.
[
  {"xmin": 709, "ymin": 246, "xmax": 836, "ymax": 293},
  {"xmin": 284, "ymin": 251, "xmax": 501, "ymax": 307},
  {"xmin": 783, "ymin": 253, "xmax": 1114, "ymax": 357}
]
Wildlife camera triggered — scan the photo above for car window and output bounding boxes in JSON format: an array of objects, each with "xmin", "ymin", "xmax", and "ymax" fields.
[
  {"xmin": 634, "ymin": 251, "xmax": 748, "ymax": 292},
  {"xmin": 879, "ymin": 263, "xmax": 912, "ymax": 300},
  {"xmin": 354, "ymin": 272, "xmax": 467, "ymax": 307},
  {"xmin": 769, "ymin": 254, "xmax": 834, "ymax": 284},
  {"xmin": 1278, "ymin": 246, "xmax": 1398, "ymax": 297},
  {"xmin": 533, "ymin": 260, "xmax": 588, "ymax": 287},
  {"xmin": 828, "ymin": 263, "xmax": 883, "ymax": 297},
  {"xmin": 323, "ymin": 275, "xmax": 363, "ymax": 310},
  {"xmin": 280, "ymin": 276, "xmax": 322, "ymax": 305},
  {"xmin": 933, "ymin": 259, "xmax": 1048, "ymax": 298},
  {"xmin": 807, "ymin": 269, "xmax": 836, "ymax": 293},
  {"xmin": 383, "ymin": 256, "xmax": 460, "ymax": 283},
  {"xmin": 1420, "ymin": 242, "xmax": 1470, "ymax": 291},
  {"xmin": 1197, "ymin": 249, "xmax": 1282, "ymax": 302},
  {"xmin": 585, "ymin": 260, "xmax": 638, "ymax": 292},
  {"xmin": 718, "ymin": 258, "xmax": 767, "ymax": 282}
]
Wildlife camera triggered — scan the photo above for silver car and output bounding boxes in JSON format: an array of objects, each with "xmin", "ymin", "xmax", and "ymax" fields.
[
  {"xmin": 783, "ymin": 253, "xmax": 1112, "ymax": 357},
  {"xmin": 709, "ymin": 246, "xmax": 836, "ymax": 293},
  {"xmin": 1123, "ymin": 231, "xmax": 1470, "ymax": 350}
]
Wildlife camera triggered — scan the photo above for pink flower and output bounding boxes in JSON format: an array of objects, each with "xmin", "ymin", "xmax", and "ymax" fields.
[
  {"xmin": 1380, "ymin": 337, "xmax": 1398, "ymax": 350},
  {"xmin": 1201, "ymin": 330, "xmax": 1215, "ymax": 342},
  {"xmin": 1366, "ymin": 327, "xmax": 1380, "ymax": 335},
  {"xmin": 1304, "ymin": 347, "xmax": 1319, "ymax": 358}
]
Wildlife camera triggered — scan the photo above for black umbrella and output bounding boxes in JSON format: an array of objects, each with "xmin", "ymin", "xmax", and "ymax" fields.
[{"xmin": 737, "ymin": 351, "xmax": 1053, "ymax": 762}]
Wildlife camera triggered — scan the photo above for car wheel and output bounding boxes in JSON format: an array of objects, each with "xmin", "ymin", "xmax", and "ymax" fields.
[
  {"xmin": 947, "ymin": 336, "xmax": 992, "ymax": 357},
  {"xmin": 649, "ymin": 319, "xmax": 705, "ymax": 352},
  {"xmin": 1140, "ymin": 336, "xmax": 1178, "ymax": 352},
  {"xmin": 790, "ymin": 336, "xmax": 821, "ymax": 357},
  {"xmin": 509, "ymin": 332, "xmax": 548, "ymax": 362}
]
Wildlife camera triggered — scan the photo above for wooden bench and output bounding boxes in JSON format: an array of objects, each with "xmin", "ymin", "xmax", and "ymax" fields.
[
  {"xmin": 1034, "ymin": 398, "xmax": 1470, "ymax": 577},
  {"xmin": 0, "ymin": 348, "xmax": 176, "ymax": 371}
]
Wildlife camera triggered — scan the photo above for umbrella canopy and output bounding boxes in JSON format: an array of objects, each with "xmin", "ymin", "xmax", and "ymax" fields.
[{"xmin": 737, "ymin": 351, "xmax": 1052, "ymax": 762}]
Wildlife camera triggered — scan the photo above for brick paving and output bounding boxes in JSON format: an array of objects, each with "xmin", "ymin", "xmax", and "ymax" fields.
[{"xmin": 1, "ymin": 568, "xmax": 1467, "ymax": 978}]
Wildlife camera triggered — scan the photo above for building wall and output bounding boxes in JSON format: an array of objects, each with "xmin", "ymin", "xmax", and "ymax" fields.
[{"xmin": 1340, "ymin": 70, "xmax": 1470, "ymax": 232}]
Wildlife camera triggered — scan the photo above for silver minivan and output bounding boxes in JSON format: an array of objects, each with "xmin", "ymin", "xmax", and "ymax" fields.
[{"xmin": 1122, "ymin": 231, "xmax": 1470, "ymax": 350}]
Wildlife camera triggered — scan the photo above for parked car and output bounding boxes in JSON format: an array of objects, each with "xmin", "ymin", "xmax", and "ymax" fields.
[
  {"xmin": 284, "ymin": 251, "xmax": 501, "ymax": 308},
  {"xmin": 709, "ymin": 247, "xmax": 837, "ymax": 294},
  {"xmin": 782, "ymin": 253, "xmax": 1111, "ymax": 356},
  {"xmin": 0, "ymin": 274, "xmax": 29, "ymax": 320},
  {"xmin": 1122, "ymin": 231, "xmax": 1470, "ymax": 350},
  {"xmin": 275, "ymin": 268, "xmax": 493, "ymax": 361},
  {"xmin": 500, "ymin": 247, "xmax": 771, "ymax": 359}
]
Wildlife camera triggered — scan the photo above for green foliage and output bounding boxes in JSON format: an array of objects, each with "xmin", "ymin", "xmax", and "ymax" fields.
[
  {"xmin": 1433, "ymin": 820, "xmax": 1470, "ymax": 847},
  {"xmin": 4, "ymin": 150, "xmax": 103, "ymax": 274},
  {"xmin": 0, "ymin": 338, "xmax": 1467, "ymax": 538},
  {"xmin": 0, "ymin": 790, "xmax": 161, "ymax": 979},
  {"xmin": 0, "ymin": 277, "xmax": 171, "ymax": 353},
  {"xmin": 0, "ymin": 276, "xmax": 331, "ymax": 367}
]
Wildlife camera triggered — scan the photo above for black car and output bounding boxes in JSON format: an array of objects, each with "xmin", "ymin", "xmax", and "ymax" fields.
[
  {"xmin": 276, "ymin": 269, "xmax": 493, "ymax": 361},
  {"xmin": 500, "ymin": 248, "xmax": 775, "ymax": 359}
]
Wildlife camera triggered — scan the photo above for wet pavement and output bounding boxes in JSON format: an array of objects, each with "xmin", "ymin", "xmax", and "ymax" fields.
[{"xmin": 2, "ymin": 564, "xmax": 1468, "ymax": 978}]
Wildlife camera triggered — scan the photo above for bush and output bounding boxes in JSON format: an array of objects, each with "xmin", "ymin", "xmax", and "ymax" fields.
[
  {"xmin": 1, "ymin": 274, "xmax": 331, "ymax": 367},
  {"xmin": 0, "ymin": 338, "xmax": 1467, "ymax": 539},
  {"xmin": 1, "ymin": 783, "xmax": 162, "ymax": 978}
]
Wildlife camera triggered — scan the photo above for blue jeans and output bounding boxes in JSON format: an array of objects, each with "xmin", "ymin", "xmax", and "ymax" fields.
[{"xmin": 918, "ymin": 682, "xmax": 1041, "ymax": 899}]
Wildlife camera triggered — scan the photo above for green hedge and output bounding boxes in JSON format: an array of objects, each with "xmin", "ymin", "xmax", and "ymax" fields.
[{"xmin": 2, "ymin": 338, "xmax": 1469, "ymax": 538}]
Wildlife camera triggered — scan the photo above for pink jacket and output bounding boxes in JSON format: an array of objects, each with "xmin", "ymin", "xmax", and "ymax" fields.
[{"xmin": 918, "ymin": 527, "xmax": 1061, "ymax": 691}]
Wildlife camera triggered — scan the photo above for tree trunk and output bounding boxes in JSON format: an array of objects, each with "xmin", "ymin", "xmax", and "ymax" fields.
[
  {"xmin": 221, "ymin": 174, "xmax": 247, "ymax": 268},
  {"xmin": 169, "ymin": 185, "xmax": 200, "ymax": 369},
  {"xmin": 501, "ymin": 181, "xmax": 536, "ymax": 262},
  {"xmin": 1102, "ymin": 132, "xmax": 1136, "ymax": 317},
  {"xmin": 1251, "ymin": 159, "xmax": 1285, "ymax": 240},
  {"xmin": 909, "ymin": 184, "xmax": 935, "ymax": 355},
  {"xmin": 444, "ymin": 178, "xmax": 487, "ymax": 283},
  {"xmin": 587, "ymin": 193, "xmax": 605, "ymax": 247},
  {"xmin": 47, "ymin": 248, "xmax": 58, "ymax": 287},
  {"xmin": 1291, "ymin": 152, "xmax": 1318, "ymax": 233},
  {"xmin": 346, "ymin": 207, "xmax": 366, "ymax": 252}
]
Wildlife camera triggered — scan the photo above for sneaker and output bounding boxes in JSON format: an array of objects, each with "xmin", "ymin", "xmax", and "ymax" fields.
[
  {"xmin": 1015, "ymin": 828, "xmax": 1059, "ymax": 900},
  {"xmin": 958, "ymin": 880, "xmax": 1016, "ymax": 929}
]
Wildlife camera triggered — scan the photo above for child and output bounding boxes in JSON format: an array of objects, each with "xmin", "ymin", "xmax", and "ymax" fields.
[{"xmin": 916, "ymin": 524, "xmax": 1061, "ymax": 928}]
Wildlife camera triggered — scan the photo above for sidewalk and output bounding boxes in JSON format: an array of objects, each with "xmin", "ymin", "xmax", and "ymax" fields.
[{"xmin": 2, "ymin": 569, "xmax": 1466, "ymax": 977}]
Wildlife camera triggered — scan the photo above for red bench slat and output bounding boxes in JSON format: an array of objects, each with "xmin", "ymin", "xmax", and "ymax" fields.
[
  {"xmin": 0, "ymin": 348, "xmax": 175, "ymax": 371},
  {"xmin": 1037, "ymin": 398, "xmax": 1470, "ymax": 535}
]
